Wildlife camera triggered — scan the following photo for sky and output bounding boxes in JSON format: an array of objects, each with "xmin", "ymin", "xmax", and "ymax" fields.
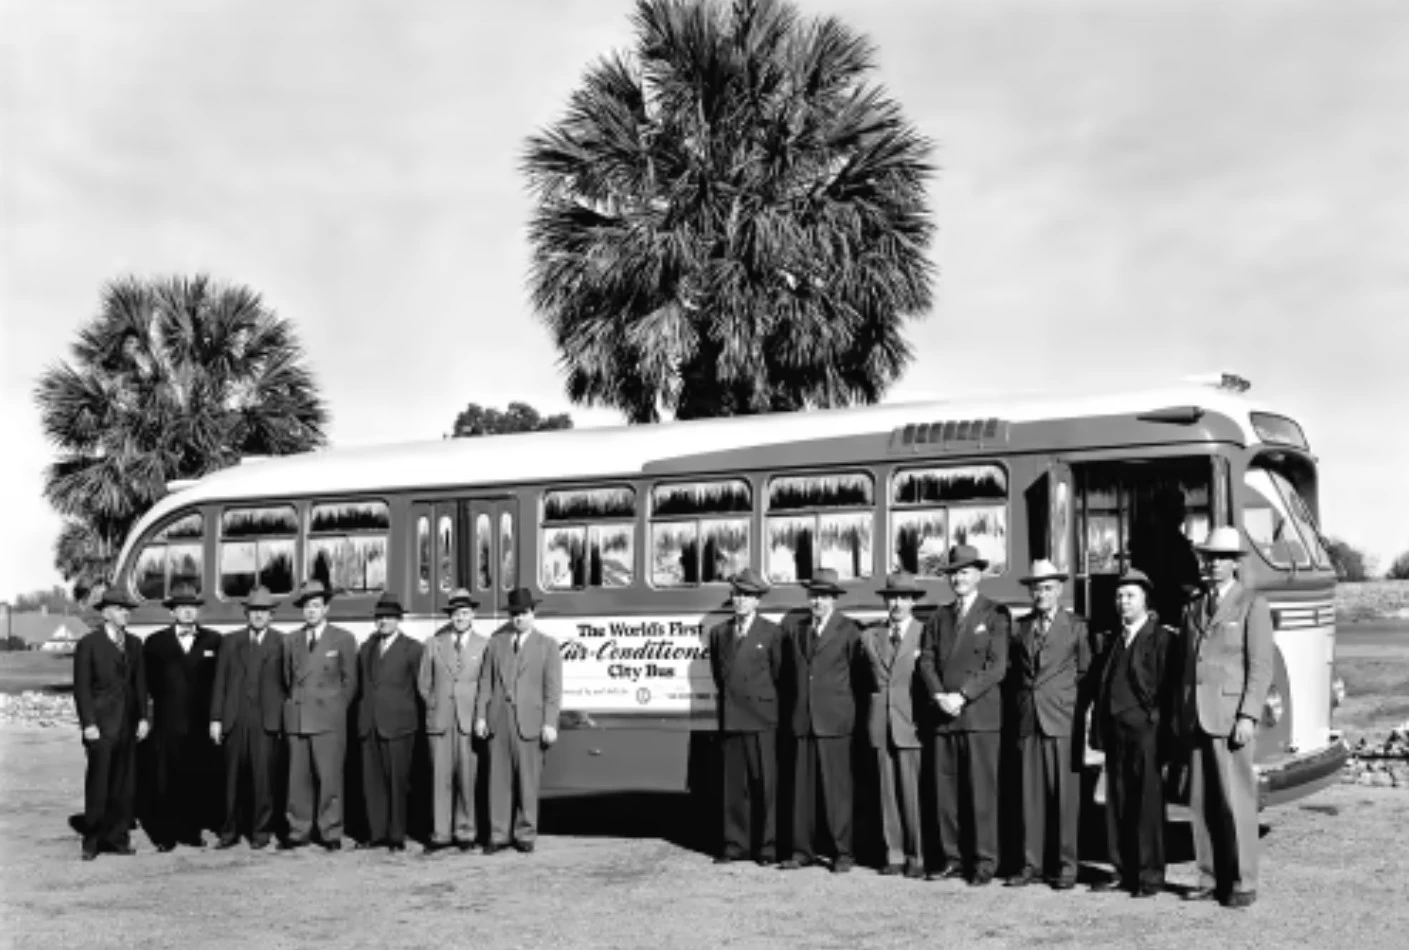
[{"xmin": 2, "ymin": 0, "xmax": 1406, "ymax": 601}]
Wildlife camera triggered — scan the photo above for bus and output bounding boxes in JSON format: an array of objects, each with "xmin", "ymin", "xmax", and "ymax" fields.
[{"xmin": 110, "ymin": 373, "xmax": 1347, "ymax": 809}]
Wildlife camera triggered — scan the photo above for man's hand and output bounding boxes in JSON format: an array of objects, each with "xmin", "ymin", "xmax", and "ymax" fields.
[
  {"xmin": 1231, "ymin": 715, "xmax": 1256, "ymax": 749},
  {"xmin": 136, "ymin": 720, "xmax": 150, "ymax": 742},
  {"xmin": 82, "ymin": 725, "xmax": 99, "ymax": 742},
  {"xmin": 936, "ymin": 693, "xmax": 964, "ymax": 717},
  {"xmin": 541, "ymin": 725, "xmax": 558, "ymax": 746},
  {"xmin": 474, "ymin": 718, "xmax": 488, "ymax": 740},
  {"xmin": 209, "ymin": 722, "xmax": 223, "ymax": 744}
]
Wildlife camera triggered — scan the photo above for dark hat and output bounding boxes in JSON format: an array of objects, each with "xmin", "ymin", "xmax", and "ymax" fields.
[
  {"xmin": 95, "ymin": 588, "xmax": 139, "ymax": 610},
  {"xmin": 444, "ymin": 588, "xmax": 481, "ymax": 612},
  {"xmin": 242, "ymin": 586, "xmax": 279, "ymax": 611},
  {"xmin": 372, "ymin": 591, "xmax": 405, "ymax": 619},
  {"xmin": 728, "ymin": 568, "xmax": 771, "ymax": 597},
  {"xmin": 1115, "ymin": 567, "xmax": 1155, "ymax": 593},
  {"xmin": 878, "ymin": 571, "xmax": 926, "ymax": 599},
  {"xmin": 292, "ymin": 579, "xmax": 335, "ymax": 607},
  {"xmin": 505, "ymin": 587, "xmax": 541, "ymax": 614},
  {"xmin": 1019, "ymin": 559, "xmax": 1069, "ymax": 586},
  {"xmin": 802, "ymin": 568, "xmax": 846, "ymax": 597},
  {"xmin": 162, "ymin": 582, "xmax": 205, "ymax": 609},
  {"xmin": 937, "ymin": 544, "xmax": 989, "ymax": 574}
]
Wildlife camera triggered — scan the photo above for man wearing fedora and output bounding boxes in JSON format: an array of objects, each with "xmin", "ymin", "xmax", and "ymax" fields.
[
  {"xmin": 917, "ymin": 543, "xmax": 1010, "ymax": 885},
  {"xmin": 707, "ymin": 568, "xmax": 784, "ymax": 866},
  {"xmin": 282, "ymin": 579, "xmax": 359, "ymax": 851},
  {"xmin": 862, "ymin": 571, "xmax": 929, "ymax": 879},
  {"xmin": 1089, "ymin": 568, "xmax": 1174, "ymax": 897},
  {"xmin": 73, "ymin": 588, "xmax": 149, "ymax": 860},
  {"xmin": 780, "ymin": 568, "xmax": 865, "ymax": 873},
  {"xmin": 419, "ymin": 588, "xmax": 491, "ymax": 854},
  {"xmin": 210, "ymin": 585, "xmax": 287, "ymax": 849},
  {"xmin": 1174, "ymin": 526, "xmax": 1274, "ymax": 909},
  {"xmin": 143, "ymin": 582, "xmax": 222, "ymax": 851},
  {"xmin": 356, "ymin": 591, "xmax": 424, "ymax": 852},
  {"xmin": 1007, "ymin": 560, "xmax": 1091, "ymax": 890},
  {"xmin": 474, "ymin": 587, "xmax": 563, "ymax": 854}
]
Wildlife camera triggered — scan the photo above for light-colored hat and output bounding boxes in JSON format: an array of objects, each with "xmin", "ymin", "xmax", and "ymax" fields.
[
  {"xmin": 1195, "ymin": 526, "xmax": 1248, "ymax": 558},
  {"xmin": 444, "ymin": 588, "xmax": 480, "ymax": 612},
  {"xmin": 1019, "ymin": 559, "xmax": 1068, "ymax": 586},
  {"xmin": 242, "ymin": 586, "xmax": 279, "ymax": 611}
]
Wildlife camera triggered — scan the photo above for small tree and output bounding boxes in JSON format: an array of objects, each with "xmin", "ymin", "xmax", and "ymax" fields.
[
  {"xmin": 1324, "ymin": 536, "xmax": 1371, "ymax": 582},
  {"xmin": 449, "ymin": 402, "xmax": 574, "ymax": 438},
  {"xmin": 1386, "ymin": 550, "xmax": 1409, "ymax": 581}
]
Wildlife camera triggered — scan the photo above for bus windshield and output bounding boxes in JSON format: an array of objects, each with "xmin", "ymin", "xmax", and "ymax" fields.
[{"xmin": 1243, "ymin": 455, "xmax": 1330, "ymax": 570}]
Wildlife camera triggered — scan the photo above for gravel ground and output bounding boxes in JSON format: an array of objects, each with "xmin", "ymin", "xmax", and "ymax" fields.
[{"xmin": 2, "ymin": 724, "xmax": 1408, "ymax": 950}]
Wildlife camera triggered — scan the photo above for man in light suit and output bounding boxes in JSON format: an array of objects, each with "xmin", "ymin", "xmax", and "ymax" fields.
[
  {"xmin": 1175, "ymin": 527, "xmax": 1274, "ymax": 909},
  {"xmin": 356, "ymin": 591, "xmax": 423, "ymax": 852},
  {"xmin": 780, "ymin": 568, "xmax": 866, "ymax": 874},
  {"xmin": 917, "ymin": 543, "xmax": 1010, "ymax": 886},
  {"xmin": 1006, "ymin": 560, "xmax": 1091, "ymax": 890},
  {"xmin": 281, "ymin": 579, "xmax": 359, "ymax": 851},
  {"xmin": 707, "ymin": 568, "xmax": 784, "ymax": 866},
  {"xmin": 210, "ymin": 585, "xmax": 286, "ymax": 850},
  {"xmin": 418, "ymin": 587, "xmax": 490, "ymax": 854},
  {"xmin": 862, "ymin": 571, "xmax": 928, "ymax": 880},
  {"xmin": 474, "ymin": 587, "xmax": 563, "ymax": 854}
]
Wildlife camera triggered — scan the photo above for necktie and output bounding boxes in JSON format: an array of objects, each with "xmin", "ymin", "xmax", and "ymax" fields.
[
  {"xmin": 307, "ymin": 629, "xmax": 317, "ymax": 654},
  {"xmin": 890, "ymin": 624, "xmax": 902, "ymax": 646},
  {"xmin": 1207, "ymin": 590, "xmax": 1220, "ymax": 621},
  {"xmin": 455, "ymin": 632, "xmax": 464, "ymax": 653},
  {"xmin": 513, "ymin": 634, "xmax": 521, "ymax": 654},
  {"xmin": 1034, "ymin": 614, "xmax": 1049, "ymax": 650}
]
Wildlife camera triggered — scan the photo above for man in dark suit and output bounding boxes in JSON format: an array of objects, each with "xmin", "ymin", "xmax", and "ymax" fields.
[
  {"xmin": 707, "ymin": 568, "xmax": 784, "ymax": 866},
  {"xmin": 143, "ymin": 582, "xmax": 222, "ymax": 851},
  {"xmin": 73, "ymin": 588, "xmax": 149, "ymax": 860},
  {"xmin": 281, "ymin": 579, "xmax": 359, "ymax": 851},
  {"xmin": 356, "ymin": 591, "xmax": 424, "ymax": 852},
  {"xmin": 474, "ymin": 587, "xmax": 563, "ymax": 854},
  {"xmin": 210, "ymin": 585, "xmax": 286, "ymax": 849},
  {"xmin": 862, "ymin": 571, "xmax": 928, "ymax": 879},
  {"xmin": 1006, "ymin": 560, "xmax": 1091, "ymax": 890},
  {"xmin": 917, "ymin": 543, "xmax": 1010, "ymax": 885},
  {"xmin": 780, "ymin": 568, "xmax": 865, "ymax": 874},
  {"xmin": 1090, "ymin": 568, "xmax": 1173, "ymax": 897}
]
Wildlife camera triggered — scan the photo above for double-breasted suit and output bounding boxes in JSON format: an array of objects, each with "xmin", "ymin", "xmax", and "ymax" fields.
[
  {"xmin": 283, "ymin": 622, "xmax": 358, "ymax": 845},
  {"xmin": 357, "ymin": 631, "xmax": 423, "ymax": 847},
  {"xmin": 143, "ymin": 624, "xmax": 222, "ymax": 846},
  {"xmin": 74, "ymin": 625, "xmax": 148, "ymax": 854},
  {"xmin": 861, "ymin": 617, "xmax": 926, "ymax": 871},
  {"xmin": 210, "ymin": 625, "xmax": 286, "ymax": 845},
  {"xmin": 708, "ymin": 612, "xmax": 784, "ymax": 862},
  {"xmin": 917, "ymin": 594, "xmax": 1010, "ymax": 877},
  {"xmin": 419, "ymin": 624, "xmax": 490, "ymax": 847}
]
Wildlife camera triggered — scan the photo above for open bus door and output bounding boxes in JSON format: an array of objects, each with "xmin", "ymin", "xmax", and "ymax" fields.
[{"xmin": 1024, "ymin": 459, "xmax": 1076, "ymax": 612}]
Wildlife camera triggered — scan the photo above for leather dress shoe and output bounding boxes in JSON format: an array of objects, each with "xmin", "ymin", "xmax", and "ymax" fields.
[
  {"xmin": 929, "ymin": 863, "xmax": 965, "ymax": 881},
  {"xmin": 1221, "ymin": 890, "xmax": 1256, "ymax": 909},
  {"xmin": 879, "ymin": 863, "xmax": 903, "ymax": 876},
  {"xmin": 831, "ymin": 857, "xmax": 855, "ymax": 874},
  {"xmin": 1005, "ymin": 869, "xmax": 1040, "ymax": 887},
  {"xmin": 779, "ymin": 855, "xmax": 814, "ymax": 870},
  {"xmin": 482, "ymin": 843, "xmax": 506, "ymax": 855},
  {"xmin": 714, "ymin": 851, "xmax": 746, "ymax": 864},
  {"xmin": 278, "ymin": 838, "xmax": 310, "ymax": 851},
  {"xmin": 388, "ymin": 842, "xmax": 406, "ymax": 853},
  {"xmin": 110, "ymin": 845, "xmax": 136, "ymax": 856},
  {"xmin": 322, "ymin": 840, "xmax": 342, "ymax": 852},
  {"xmin": 81, "ymin": 850, "xmax": 98, "ymax": 862},
  {"xmin": 250, "ymin": 836, "xmax": 271, "ymax": 850},
  {"xmin": 755, "ymin": 854, "xmax": 776, "ymax": 867},
  {"xmin": 181, "ymin": 834, "xmax": 207, "ymax": 848},
  {"xmin": 513, "ymin": 841, "xmax": 535, "ymax": 854},
  {"xmin": 1183, "ymin": 886, "xmax": 1219, "ymax": 902},
  {"xmin": 456, "ymin": 841, "xmax": 480, "ymax": 853},
  {"xmin": 1134, "ymin": 882, "xmax": 1163, "ymax": 898},
  {"xmin": 968, "ymin": 869, "xmax": 994, "ymax": 887},
  {"xmin": 903, "ymin": 864, "xmax": 925, "ymax": 880},
  {"xmin": 215, "ymin": 837, "xmax": 241, "ymax": 850},
  {"xmin": 1089, "ymin": 878, "xmax": 1121, "ymax": 893},
  {"xmin": 155, "ymin": 843, "xmax": 175, "ymax": 854},
  {"xmin": 353, "ymin": 840, "xmax": 381, "ymax": 851},
  {"xmin": 1050, "ymin": 878, "xmax": 1077, "ymax": 891}
]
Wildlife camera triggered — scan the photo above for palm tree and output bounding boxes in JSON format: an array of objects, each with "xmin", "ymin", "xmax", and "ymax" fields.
[
  {"xmin": 523, "ymin": 0, "xmax": 935, "ymax": 423},
  {"xmin": 34, "ymin": 274, "xmax": 329, "ymax": 591}
]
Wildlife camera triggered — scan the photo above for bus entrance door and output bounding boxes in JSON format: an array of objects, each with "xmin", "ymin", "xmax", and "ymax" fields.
[{"xmin": 409, "ymin": 497, "xmax": 518, "ymax": 622}]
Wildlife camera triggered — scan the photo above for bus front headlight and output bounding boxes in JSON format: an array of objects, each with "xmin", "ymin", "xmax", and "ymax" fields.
[
  {"xmin": 1263, "ymin": 685, "xmax": 1284, "ymax": 726},
  {"xmin": 1331, "ymin": 677, "xmax": 1346, "ymax": 708}
]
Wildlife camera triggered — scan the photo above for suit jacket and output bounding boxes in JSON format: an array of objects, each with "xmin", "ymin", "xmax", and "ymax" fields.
[
  {"xmin": 708, "ymin": 613, "xmax": 784, "ymax": 734},
  {"xmin": 418, "ymin": 624, "xmax": 490, "ymax": 736},
  {"xmin": 74, "ymin": 627, "xmax": 147, "ymax": 740},
  {"xmin": 282, "ymin": 623, "xmax": 359, "ymax": 736},
  {"xmin": 475, "ymin": 627, "xmax": 564, "ymax": 741},
  {"xmin": 1089, "ymin": 615, "xmax": 1172, "ymax": 751},
  {"xmin": 917, "ymin": 594, "xmax": 1010, "ymax": 733},
  {"xmin": 782, "ymin": 610, "xmax": 865, "ymax": 738},
  {"xmin": 143, "ymin": 625, "xmax": 222, "ymax": 738},
  {"xmin": 210, "ymin": 626, "xmax": 286, "ymax": 733},
  {"xmin": 861, "ymin": 617, "xmax": 926, "ymax": 750},
  {"xmin": 1009, "ymin": 608, "xmax": 1092, "ymax": 739},
  {"xmin": 1175, "ymin": 582, "xmax": 1275, "ymax": 739},
  {"xmin": 357, "ymin": 632, "xmax": 424, "ymax": 740}
]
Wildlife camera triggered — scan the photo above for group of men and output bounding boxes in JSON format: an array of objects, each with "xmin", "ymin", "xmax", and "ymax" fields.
[
  {"xmin": 73, "ymin": 579, "xmax": 562, "ymax": 861},
  {"xmin": 707, "ymin": 529, "xmax": 1273, "ymax": 910}
]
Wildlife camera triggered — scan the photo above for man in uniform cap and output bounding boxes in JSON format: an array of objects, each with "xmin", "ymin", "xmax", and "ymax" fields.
[
  {"xmin": 707, "ymin": 568, "xmax": 784, "ymax": 865},
  {"xmin": 210, "ymin": 585, "xmax": 287, "ymax": 849},
  {"xmin": 356, "ymin": 591, "xmax": 423, "ymax": 852},
  {"xmin": 917, "ymin": 543, "xmax": 1010, "ymax": 885},
  {"xmin": 143, "ymin": 582, "xmax": 222, "ymax": 851},
  {"xmin": 1174, "ymin": 527, "xmax": 1273, "ymax": 909},
  {"xmin": 419, "ymin": 588, "xmax": 491, "ymax": 853}
]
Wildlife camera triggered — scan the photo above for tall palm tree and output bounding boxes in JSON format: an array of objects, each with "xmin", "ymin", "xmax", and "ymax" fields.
[
  {"xmin": 34, "ymin": 274, "xmax": 329, "ymax": 591},
  {"xmin": 524, "ymin": 0, "xmax": 935, "ymax": 423}
]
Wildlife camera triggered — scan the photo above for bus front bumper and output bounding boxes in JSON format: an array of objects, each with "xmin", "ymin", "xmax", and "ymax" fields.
[{"xmin": 1257, "ymin": 738, "xmax": 1350, "ymax": 809}]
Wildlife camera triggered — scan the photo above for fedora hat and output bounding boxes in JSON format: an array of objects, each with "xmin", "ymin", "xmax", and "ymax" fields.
[
  {"xmin": 802, "ymin": 568, "xmax": 846, "ymax": 597},
  {"xmin": 937, "ymin": 544, "xmax": 989, "ymax": 574},
  {"xmin": 372, "ymin": 591, "xmax": 405, "ymax": 619},
  {"xmin": 878, "ymin": 571, "xmax": 926, "ymax": 599},
  {"xmin": 444, "ymin": 588, "xmax": 481, "ymax": 612},
  {"xmin": 1195, "ymin": 526, "xmax": 1248, "ymax": 558},
  {"xmin": 728, "ymin": 568, "xmax": 771, "ymax": 597},
  {"xmin": 505, "ymin": 587, "xmax": 541, "ymax": 614},
  {"xmin": 292, "ymin": 579, "xmax": 335, "ymax": 607},
  {"xmin": 95, "ymin": 588, "xmax": 139, "ymax": 611},
  {"xmin": 1019, "ymin": 559, "xmax": 1069, "ymax": 586},
  {"xmin": 242, "ymin": 586, "xmax": 279, "ymax": 611},
  {"xmin": 1114, "ymin": 567, "xmax": 1155, "ymax": 593},
  {"xmin": 162, "ymin": 582, "xmax": 205, "ymax": 609}
]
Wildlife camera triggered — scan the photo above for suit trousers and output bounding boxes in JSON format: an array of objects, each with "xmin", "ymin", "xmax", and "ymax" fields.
[
  {"xmin": 286, "ymin": 731, "xmax": 346, "ymax": 843},
  {"xmin": 83, "ymin": 734, "xmax": 135, "ymax": 850},
  {"xmin": 1103, "ymin": 718, "xmax": 1166, "ymax": 886},
  {"xmin": 1018, "ymin": 734, "xmax": 1080, "ymax": 882},
  {"xmin": 488, "ymin": 709, "xmax": 544, "ymax": 846},
  {"xmin": 876, "ymin": 745, "xmax": 923, "ymax": 868},
  {"xmin": 362, "ymin": 734, "xmax": 414, "ymax": 845},
  {"xmin": 720, "ymin": 731, "xmax": 777, "ymax": 860},
  {"xmin": 1189, "ymin": 729, "xmax": 1260, "ymax": 895},
  {"xmin": 429, "ymin": 729, "xmax": 480, "ymax": 845},
  {"xmin": 151, "ymin": 730, "xmax": 215, "ymax": 845},
  {"xmin": 932, "ymin": 731, "xmax": 1000, "ymax": 874},
  {"xmin": 790, "ymin": 735, "xmax": 853, "ymax": 862},
  {"xmin": 222, "ymin": 718, "xmax": 278, "ymax": 843}
]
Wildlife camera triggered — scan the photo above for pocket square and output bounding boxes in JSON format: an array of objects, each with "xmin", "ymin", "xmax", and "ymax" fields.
[
  {"xmin": 975, "ymin": 624, "xmax": 989, "ymax": 635},
  {"xmin": 325, "ymin": 650, "xmax": 338, "ymax": 657},
  {"xmin": 756, "ymin": 644, "xmax": 765, "ymax": 650},
  {"xmin": 203, "ymin": 650, "xmax": 215, "ymax": 657}
]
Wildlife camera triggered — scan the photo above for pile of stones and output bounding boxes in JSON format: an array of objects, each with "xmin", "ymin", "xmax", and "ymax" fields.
[
  {"xmin": 1341, "ymin": 724, "xmax": 1409, "ymax": 788},
  {"xmin": 0, "ymin": 692, "xmax": 79, "ymax": 729}
]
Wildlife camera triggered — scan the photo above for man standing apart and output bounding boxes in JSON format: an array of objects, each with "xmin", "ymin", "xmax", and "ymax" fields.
[
  {"xmin": 862, "ymin": 572, "xmax": 928, "ymax": 879},
  {"xmin": 356, "ymin": 592, "xmax": 423, "ymax": 852},
  {"xmin": 1177, "ymin": 527, "xmax": 1273, "ymax": 909},
  {"xmin": 419, "ymin": 588, "xmax": 490, "ymax": 854},
  {"xmin": 707, "ymin": 568, "xmax": 783, "ymax": 866},
  {"xmin": 210, "ymin": 586, "xmax": 286, "ymax": 849},
  {"xmin": 143, "ymin": 582, "xmax": 222, "ymax": 851},
  {"xmin": 1007, "ymin": 560, "xmax": 1091, "ymax": 890},
  {"xmin": 917, "ymin": 544, "xmax": 1010, "ymax": 885},
  {"xmin": 475, "ymin": 587, "xmax": 563, "ymax": 854},
  {"xmin": 282, "ymin": 579, "xmax": 358, "ymax": 851},
  {"xmin": 73, "ymin": 588, "xmax": 149, "ymax": 860}
]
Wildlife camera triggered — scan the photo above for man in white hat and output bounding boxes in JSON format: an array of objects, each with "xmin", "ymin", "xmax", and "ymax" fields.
[
  {"xmin": 1175, "ymin": 526, "xmax": 1274, "ymax": 909},
  {"xmin": 1006, "ymin": 560, "xmax": 1091, "ymax": 890}
]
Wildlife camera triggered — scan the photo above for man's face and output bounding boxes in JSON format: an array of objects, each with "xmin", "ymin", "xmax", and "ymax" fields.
[
  {"xmin": 1204, "ymin": 553, "xmax": 1238, "ymax": 586},
  {"xmin": 731, "ymin": 591, "xmax": 759, "ymax": 617},
  {"xmin": 247, "ymin": 608, "xmax": 271, "ymax": 632},
  {"xmin": 302, "ymin": 597, "xmax": 328, "ymax": 626},
  {"xmin": 173, "ymin": 604, "xmax": 199, "ymax": 627},
  {"xmin": 102, "ymin": 605, "xmax": 130, "ymax": 629},
  {"xmin": 450, "ymin": 607, "xmax": 475, "ymax": 632},
  {"xmin": 948, "ymin": 566, "xmax": 982, "ymax": 599},
  {"xmin": 809, "ymin": 592, "xmax": 836, "ymax": 622},
  {"xmin": 1116, "ymin": 584, "xmax": 1148, "ymax": 624},
  {"xmin": 510, "ymin": 609, "xmax": 534, "ymax": 633},
  {"xmin": 1030, "ymin": 579, "xmax": 1063, "ymax": 614},
  {"xmin": 376, "ymin": 615, "xmax": 400, "ymax": 636},
  {"xmin": 885, "ymin": 594, "xmax": 915, "ymax": 625}
]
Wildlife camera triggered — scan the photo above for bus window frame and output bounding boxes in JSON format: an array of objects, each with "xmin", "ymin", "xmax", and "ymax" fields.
[
  {"xmin": 304, "ymin": 496, "xmax": 393, "ymax": 598},
  {"xmin": 216, "ymin": 501, "xmax": 301, "ymax": 602},
  {"xmin": 537, "ymin": 482, "xmax": 640, "ymax": 593},
  {"xmin": 646, "ymin": 476, "xmax": 754, "ymax": 590},
  {"xmin": 763, "ymin": 467, "xmax": 877, "ymax": 587},
  {"xmin": 128, "ymin": 507, "xmax": 208, "ymax": 603},
  {"xmin": 888, "ymin": 460, "xmax": 1012, "ymax": 581}
]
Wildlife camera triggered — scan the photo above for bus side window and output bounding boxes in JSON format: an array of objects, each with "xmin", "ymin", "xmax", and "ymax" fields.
[
  {"xmin": 766, "ymin": 472, "xmax": 873, "ymax": 584},
  {"xmin": 540, "ymin": 487, "xmax": 636, "ymax": 590},
  {"xmin": 131, "ymin": 511, "xmax": 205, "ymax": 602},
  {"xmin": 891, "ymin": 464, "xmax": 1008, "ymax": 577},
  {"xmin": 307, "ymin": 500, "xmax": 390, "ymax": 593},
  {"xmin": 499, "ymin": 511, "xmax": 516, "ymax": 590},
  {"xmin": 416, "ymin": 515, "xmax": 432, "ymax": 595},
  {"xmin": 220, "ymin": 505, "xmax": 297, "ymax": 599},
  {"xmin": 476, "ymin": 513, "xmax": 492, "ymax": 591},
  {"xmin": 649, "ymin": 479, "xmax": 751, "ymax": 587}
]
